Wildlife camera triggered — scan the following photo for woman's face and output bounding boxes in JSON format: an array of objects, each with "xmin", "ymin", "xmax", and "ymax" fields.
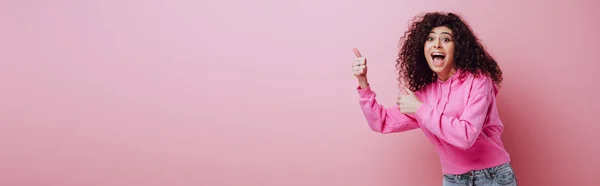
[{"xmin": 424, "ymin": 26, "xmax": 456, "ymax": 80}]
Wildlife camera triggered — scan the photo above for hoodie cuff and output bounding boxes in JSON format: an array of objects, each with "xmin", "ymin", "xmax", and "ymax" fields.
[
  {"xmin": 357, "ymin": 85, "xmax": 374, "ymax": 97},
  {"xmin": 415, "ymin": 103, "xmax": 432, "ymax": 124}
]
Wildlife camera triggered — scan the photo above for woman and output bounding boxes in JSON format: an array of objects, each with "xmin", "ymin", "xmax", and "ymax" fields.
[{"xmin": 351, "ymin": 12, "xmax": 517, "ymax": 186}]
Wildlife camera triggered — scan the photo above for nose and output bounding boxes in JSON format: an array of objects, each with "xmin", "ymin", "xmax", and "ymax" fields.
[{"xmin": 433, "ymin": 40, "xmax": 442, "ymax": 48}]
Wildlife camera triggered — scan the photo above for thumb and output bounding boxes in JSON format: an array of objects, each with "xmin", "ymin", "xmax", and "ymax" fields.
[
  {"xmin": 399, "ymin": 78, "xmax": 411, "ymax": 94},
  {"xmin": 397, "ymin": 92, "xmax": 403, "ymax": 99},
  {"xmin": 352, "ymin": 48, "xmax": 362, "ymax": 58},
  {"xmin": 353, "ymin": 48, "xmax": 367, "ymax": 64},
  {"xmin": 403, "ymin": 86, "xmax": 414, "ymax": 95}
]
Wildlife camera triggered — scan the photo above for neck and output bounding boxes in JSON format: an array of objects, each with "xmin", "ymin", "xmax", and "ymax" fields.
[{"xmin": 437, "ymin": 68, "xmax": 456, "ymax": 82}]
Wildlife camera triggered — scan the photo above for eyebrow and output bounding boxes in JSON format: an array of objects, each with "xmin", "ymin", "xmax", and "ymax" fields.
[{"xmin": 430, "ymin": 31, "xmax": 453, "ymax": 36}]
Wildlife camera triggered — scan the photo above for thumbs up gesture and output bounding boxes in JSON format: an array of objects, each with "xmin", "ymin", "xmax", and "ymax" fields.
[
  {"xmin": 352, "ymin": 48, "xmax": 370, "ymax": 88},
  {"xmin": 352, "ymin": 48, "xmax": 367, "ymax": 79},
  {"xmin": 396, "ymin": 83, "xmax": 423, "ymax": 114}
]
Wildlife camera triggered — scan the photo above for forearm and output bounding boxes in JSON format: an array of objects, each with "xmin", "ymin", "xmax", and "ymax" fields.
[{"xmin": 358, "ymin": 85, "xmax": 419, "ymax": 133}]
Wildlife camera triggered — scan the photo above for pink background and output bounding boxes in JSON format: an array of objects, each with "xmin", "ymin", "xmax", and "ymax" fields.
[{"xmin": 1, "ymin": 0, "xmax": 599, "ymax": 186}]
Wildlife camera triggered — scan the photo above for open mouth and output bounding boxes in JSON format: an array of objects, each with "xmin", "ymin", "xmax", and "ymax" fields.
[{"xmin": 431, "ymin": 53, "xmax": 445, "ymax": 65}]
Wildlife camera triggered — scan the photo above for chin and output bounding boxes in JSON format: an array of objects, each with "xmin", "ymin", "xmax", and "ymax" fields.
[{"xmin": 426, "ymin": 60, "xmax": 448, "ymax": 73}]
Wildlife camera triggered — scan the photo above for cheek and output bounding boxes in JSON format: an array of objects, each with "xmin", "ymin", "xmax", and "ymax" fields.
[
  {"xmin": 424, "ymin": 44, "xmax": 433, "ymax": 53},
  {"xmin": 424, "ymin": 50, "xmax": 432, "ymax": 60},
  {"xmin": 424, "ymin": 41, "xmax": 433, "ymax": 48},
  {"xmin": 444, "ymin": 46, "xmax": 455, "ymax": 57},
  {"xmin": 445, "ymin": 43, "xmax": 455, "ymax": 52}
]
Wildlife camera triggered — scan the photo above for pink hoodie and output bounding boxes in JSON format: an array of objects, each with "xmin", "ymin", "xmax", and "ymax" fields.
[{"xmin": 357, "ymin": 70, "xmax": 511, "ymax": 174}]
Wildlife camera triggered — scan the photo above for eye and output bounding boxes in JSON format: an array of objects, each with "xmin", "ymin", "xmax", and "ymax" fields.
[
  {"xmin": 427, "ymin": 37, "xmax": 434, "ymax": 41},
  {"xmin": 442, "ymin": 38, "xmax": 452, "ymax": 42}
]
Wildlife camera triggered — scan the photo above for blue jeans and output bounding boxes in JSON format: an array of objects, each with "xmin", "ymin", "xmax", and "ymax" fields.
[{"xmin": 442, "ymin": 162, "xmax": 517, "ymax": 186}]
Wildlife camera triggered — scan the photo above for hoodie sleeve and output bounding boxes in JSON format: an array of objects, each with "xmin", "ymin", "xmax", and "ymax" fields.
[
  {"xmin": 357, "ymin": 85, "xmax": 419, "ymax": 133},
  {"xmin": 414, "ymin": 77, "xmax": 494, "ymax": 150}
]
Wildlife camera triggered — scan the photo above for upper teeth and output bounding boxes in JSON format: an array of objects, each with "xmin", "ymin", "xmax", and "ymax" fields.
[{"xmin": 433, "ymin": 53, "xmax": 444, "ymax": 56}]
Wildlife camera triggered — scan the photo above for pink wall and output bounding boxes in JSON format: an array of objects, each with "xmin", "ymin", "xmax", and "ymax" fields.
[{"xmin": 1, "ymin": 0, "xmax": 599, "ymax": 185}]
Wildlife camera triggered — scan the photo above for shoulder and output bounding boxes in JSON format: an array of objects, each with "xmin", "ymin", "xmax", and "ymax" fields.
[
  {"xmin": 460, "ymin": 72, "xmax": 497, "ymax": 95},
  {"xmin": 463, "ymin": 72, "xmax": 492, "ymax": 85}
]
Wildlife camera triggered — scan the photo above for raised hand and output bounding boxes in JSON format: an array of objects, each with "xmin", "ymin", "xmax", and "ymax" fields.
[
  {"xmin": 352, "ymin": 48, "xmax": 367, "ymax": 78},
  {"xmin": 352, "ymin": 48, "xmax": 369, "ymax": 88}
]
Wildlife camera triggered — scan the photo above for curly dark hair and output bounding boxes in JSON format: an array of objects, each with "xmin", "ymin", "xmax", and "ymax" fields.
[{"xmin": 396, "ymin": 12, "xmax": 503, "ymax": 91}]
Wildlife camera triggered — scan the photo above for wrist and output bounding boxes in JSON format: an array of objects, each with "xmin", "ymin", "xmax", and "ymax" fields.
[{"xmin": 358, "ymin": 77, "xmax": 369, "ymax": 88}]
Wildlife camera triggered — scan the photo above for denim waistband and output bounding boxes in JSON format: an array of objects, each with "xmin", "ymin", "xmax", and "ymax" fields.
[{"xmin": 445, "ymin": 162, "xmax": 512, "ymax": 180}]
